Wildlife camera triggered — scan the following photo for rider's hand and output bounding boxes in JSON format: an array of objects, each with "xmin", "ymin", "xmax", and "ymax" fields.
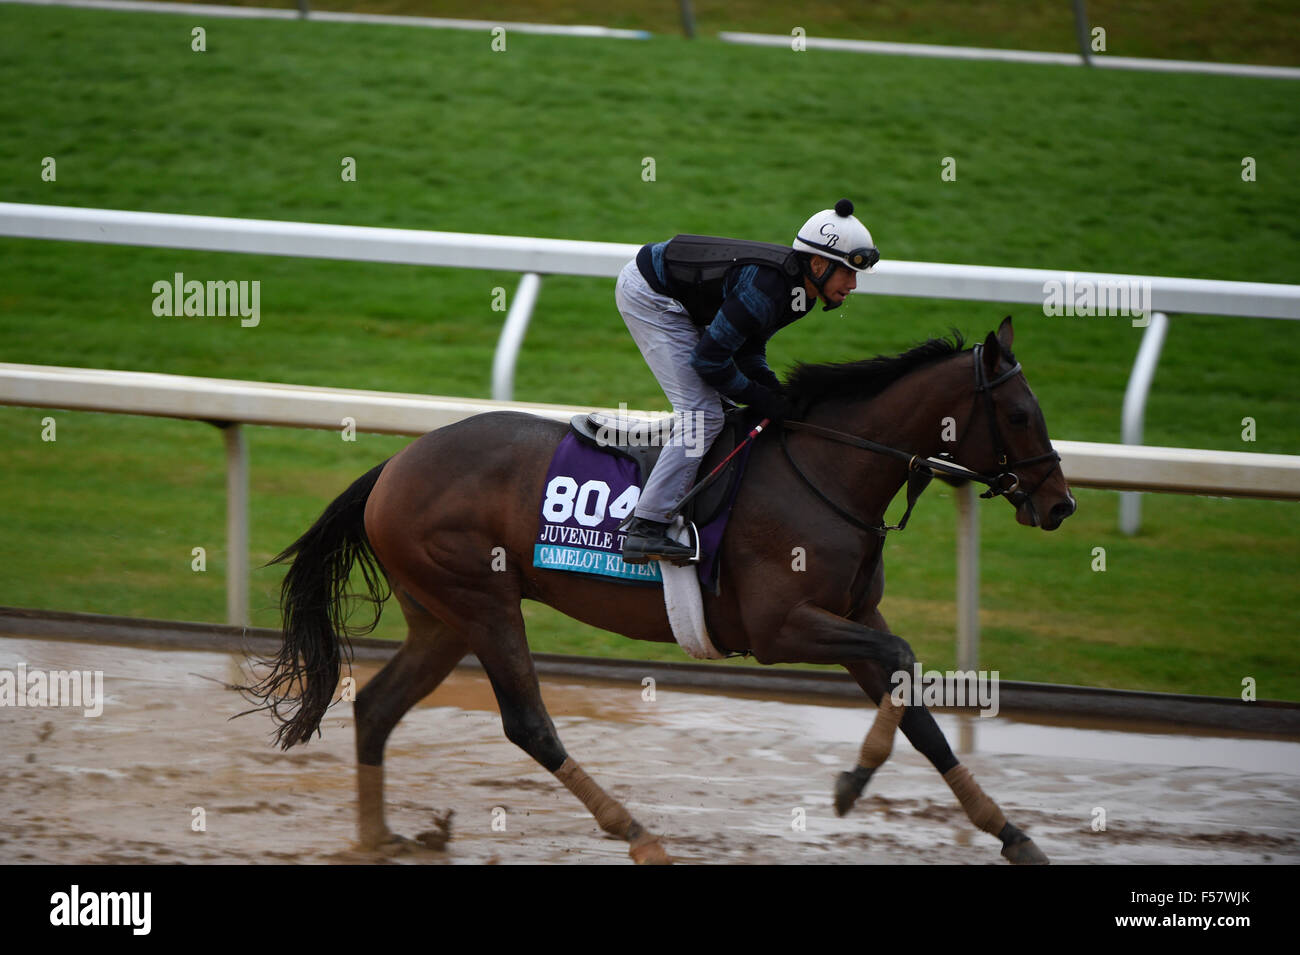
[
  {"xmin": 750, "ymin": 367, "xmax": 785, "ymax": 396},
  {"xmin": 750, "ymin": 387, "xmax": 791, "ymax": 422}
]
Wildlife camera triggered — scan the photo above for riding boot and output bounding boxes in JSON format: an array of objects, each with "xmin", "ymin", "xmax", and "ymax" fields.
[{"xmin": 621, "ymin": 517, "xmax": 696, "ymax": 565}]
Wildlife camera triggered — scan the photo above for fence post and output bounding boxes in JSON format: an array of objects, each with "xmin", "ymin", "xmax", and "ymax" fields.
[
  {"xmin": 1120, "ymin": 311, "xmax": 1169, "ymax": 535},
  {"xmin": 679, "ymin": 0, "xmax": 696, "ymax": 38},
  {"xmin": 956, "ymin": 481, "xmax": 979, "ymax": 671},
  {"xmin": 492, "ymin": 273, "xmax": 542, "ymax": 401},
  {"xmin": 219, "ymin": 422, "xmax": 250, "ymax": 628},
  {"xmin": 955, "ymin": 483, "xmax": 979, "ymax": 751},
  {"xmin": 1072, "ymin": 0, "xmax": 1092, "ymax": 65}
]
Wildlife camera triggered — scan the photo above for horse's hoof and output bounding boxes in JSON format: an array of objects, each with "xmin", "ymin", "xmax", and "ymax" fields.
[
  {"xmin": 629, "ymin": 837, "xmax": 673, "ymax": 865},
  {"xmin": 834, "ymin": 772, "xmax": 860, "ymax": 816},
  {"xmin": 834, "ymin": 767, "xmax": 874, "ymax": 817},
  {"xmin": 1002, "ymin": 837, "xmax": 1049, "ymax": 865}
]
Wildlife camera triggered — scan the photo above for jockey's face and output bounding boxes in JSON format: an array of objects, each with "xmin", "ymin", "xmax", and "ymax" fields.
[{"xmin": 806, "ymin": 255, "xmax": 859, "ymax": 308}]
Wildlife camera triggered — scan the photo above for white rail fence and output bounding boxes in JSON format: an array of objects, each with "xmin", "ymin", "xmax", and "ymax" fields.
[
  {"xmin": 2, "ymin": 200, "xmax": 1298, "ymax": 538},
  {"xmin": 3, "ymin": 363, "xmax": 1298, "ymax": 670}
]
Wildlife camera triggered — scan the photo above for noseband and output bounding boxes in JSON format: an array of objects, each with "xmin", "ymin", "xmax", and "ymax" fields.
[
  {"xmin": 968, "ymin": 343, "xmax": 1062, "ymax": 508},
  {"xmin": 779, "ymin": 345, "xmax": 1062, "ymax": 533}
]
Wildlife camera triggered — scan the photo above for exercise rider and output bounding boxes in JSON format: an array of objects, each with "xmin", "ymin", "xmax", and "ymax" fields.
[{"xmin": 615, "ymin": 198, "xmax": 880, "ymax": 565}]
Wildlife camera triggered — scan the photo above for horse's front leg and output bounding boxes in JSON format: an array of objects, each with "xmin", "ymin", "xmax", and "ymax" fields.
[
  {"xmin": 837, "ymin": 622, "xmax": 1048, "ymax": 865},
  {"xmin": 759, "ymin": 602, "xmax": 914, "ymax": 810},
  {"xmin": 758, "ymin": 602, "xmax": 1047, "ymax": 863},
  {"xmin": 832, "ymin": 685, "xmax": 903, "ymax": 817}
]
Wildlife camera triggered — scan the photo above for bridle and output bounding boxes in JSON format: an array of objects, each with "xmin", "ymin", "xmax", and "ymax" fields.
[
  {"xmin": 779, "ymin": 344, "xmax": 1062, "ymax": 535},
  {"xmin": 964, "ymin": 342, "xmax": 1062, "ymax": 508}
]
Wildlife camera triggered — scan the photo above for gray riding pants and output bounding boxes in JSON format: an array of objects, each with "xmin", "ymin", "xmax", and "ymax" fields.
[{"xmin": 615, "ymin": 258, "xmax": 726, "ymax": 523}]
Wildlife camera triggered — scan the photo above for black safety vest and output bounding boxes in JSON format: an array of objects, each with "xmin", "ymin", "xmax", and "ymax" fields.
[{"xmin": 660, "ymin": 235, "xmax": 805, "ymax": 327}]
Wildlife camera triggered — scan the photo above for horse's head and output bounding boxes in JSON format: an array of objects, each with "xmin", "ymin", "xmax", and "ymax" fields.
[{"xmin": 960, "ymin": 317, "xmax": 1076, "ymax": 531}]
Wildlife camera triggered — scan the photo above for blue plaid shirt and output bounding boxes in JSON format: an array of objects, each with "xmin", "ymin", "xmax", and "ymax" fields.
[{"xmin": 638, "ymin": 240, "xmax": 813, "ymax": 400}]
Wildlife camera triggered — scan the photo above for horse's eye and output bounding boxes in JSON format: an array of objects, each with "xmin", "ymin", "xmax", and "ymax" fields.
[{"xmin": 1008, "ymin": 412, "xmax": 1029, "ymax": 426}]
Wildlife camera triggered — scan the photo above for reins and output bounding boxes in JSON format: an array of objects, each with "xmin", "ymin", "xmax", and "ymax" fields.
[
  {"xmin": 778, "ymin": 344, "xmax": 1062, "ymax": 534},
  {"xmin": 778, "ymin": 423, "xmax": 937, "ymax": 535}
]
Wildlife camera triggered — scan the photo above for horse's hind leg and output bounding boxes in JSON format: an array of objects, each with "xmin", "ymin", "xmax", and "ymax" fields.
[
  {"xmin": 839, "ymin": 654, "xmax": 1049, "ymax": 865},
  {"xmin": 433, "ymin": 595, "xmax": 671, "ymax": 865},
  {"xmin": 354, "ymin": 587, "xmax": 467, "ymax": 849}
]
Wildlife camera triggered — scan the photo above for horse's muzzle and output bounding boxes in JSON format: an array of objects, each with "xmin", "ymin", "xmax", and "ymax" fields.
[
  {"xmin": 1015, "ymin": 490, "xmax": 1075, "ymax": 530},
  {"xmin": 1041, "ymin": 492, "xmax": 1077, "ymax": 531}
]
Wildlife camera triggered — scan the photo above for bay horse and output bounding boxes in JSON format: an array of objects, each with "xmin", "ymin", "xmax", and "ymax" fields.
[{"xmin": 244, "ymin": 316, "xmax": 1075, "ymax": 864}]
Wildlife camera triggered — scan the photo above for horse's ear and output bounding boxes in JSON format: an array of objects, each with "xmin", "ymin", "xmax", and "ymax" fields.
[
  {"xmin": 982, "ymin": 329, "xmax": 1001, "ymax": 374},
  {"xmin": 997, "ymin": 315, "xmax": 1014, "ymax": 350}
]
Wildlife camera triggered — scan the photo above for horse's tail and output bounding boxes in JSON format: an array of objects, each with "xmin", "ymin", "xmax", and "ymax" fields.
[{"xmin": 239, "ymin": 460, "xmax": 391, "ymax": 749}]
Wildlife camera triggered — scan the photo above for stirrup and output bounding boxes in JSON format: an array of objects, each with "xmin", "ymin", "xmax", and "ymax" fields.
[
  {"xmin": 670, "ymin": 519, "xmax": 702, "ymax": 566},
  {"xmin": 622, "ymin": 519, "xmax": 700, "ymax": 566}
]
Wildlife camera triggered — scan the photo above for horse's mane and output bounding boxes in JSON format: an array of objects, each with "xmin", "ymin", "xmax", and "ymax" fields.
[{"xmin": 784, "ymin": 332, "xmax": 970, "ymax": 410}]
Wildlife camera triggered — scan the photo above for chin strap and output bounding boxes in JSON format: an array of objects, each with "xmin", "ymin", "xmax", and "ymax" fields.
[{"xmin": 801, "ymin": 256, "xmax": 842, "ymax": 311}]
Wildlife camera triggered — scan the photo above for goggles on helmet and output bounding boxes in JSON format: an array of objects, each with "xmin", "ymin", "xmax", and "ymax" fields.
[
  {"xmin": 796, "ymin": 235, "xmax": 879, "ymax": 272},
  {"xmin": 842, "ymin": 247, "xmax": 880, "ymax": 271}
]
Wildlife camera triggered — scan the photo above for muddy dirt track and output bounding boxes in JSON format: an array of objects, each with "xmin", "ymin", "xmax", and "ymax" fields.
[{"xmin": 2, "ymin": 634, "xmax": 1297, "ymax": 864}]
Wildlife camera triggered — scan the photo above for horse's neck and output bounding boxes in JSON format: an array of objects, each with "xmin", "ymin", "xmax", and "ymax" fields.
[
  {"xmin": 810, "ymin": 354, "xmax": 969, "ymax": 459},
  {"xmin": 802, "ymin": 355, "xmax": 971, "ymax": 514}
]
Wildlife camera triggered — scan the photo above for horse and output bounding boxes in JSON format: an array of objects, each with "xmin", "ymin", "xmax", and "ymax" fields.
[{"xmin": 242, "ymin": 316, "xmax": 1076, "ymax": 864}]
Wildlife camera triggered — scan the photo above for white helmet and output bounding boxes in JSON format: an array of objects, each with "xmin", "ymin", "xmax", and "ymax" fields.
[{"xmin": 793, "ymin": 198, "xmax": 879, "ymax": 273}]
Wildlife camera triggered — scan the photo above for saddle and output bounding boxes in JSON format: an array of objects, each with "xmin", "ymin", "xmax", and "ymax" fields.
[{"xmin": 567, "ymin": 407, "xmax": 753, "ymax": 527}]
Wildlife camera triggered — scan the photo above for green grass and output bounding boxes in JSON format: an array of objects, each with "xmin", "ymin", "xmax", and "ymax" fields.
[
  {"xmin": 0, "ymin": 4, "xmax": 1297, "ymax": 699},
  {"xmin": 151, "ymin": 0, "xmax": 1300, "ymax": 67}
]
